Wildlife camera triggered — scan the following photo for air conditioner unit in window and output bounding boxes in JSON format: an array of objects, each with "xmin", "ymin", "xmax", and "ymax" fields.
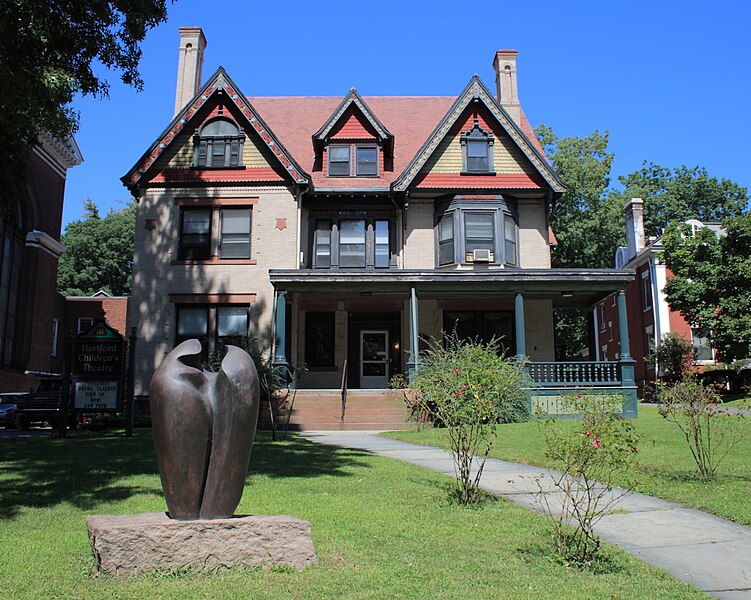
[{"xmin": 472, "ymin": 248, "xmax": 492, "ymax": 262}]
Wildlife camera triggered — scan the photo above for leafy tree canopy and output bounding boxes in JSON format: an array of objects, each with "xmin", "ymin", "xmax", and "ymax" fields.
[
  {"xmin": 58, "ymin": 199, "xmax": 136, "ymax": 297},
  {"xmin": 619, "ymin": 163, "xmax": 748, "ymax": 238},
  {"xmin": 0, "ymin": 1, "xmax": 169, "ymax": 198},
  {"xmin": 662, "ymin": 215, "xmax": 751, "ymax": 362}
]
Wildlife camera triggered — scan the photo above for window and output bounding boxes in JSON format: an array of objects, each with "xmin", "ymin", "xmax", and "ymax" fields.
[
  {"xmin": 193, "ymin": 118, "xmax": 244, "ymax": 168},
  {"xmin": 460, "ymin": 118, "xmax": 494, "ymax": 174},
  {"xmin": 77, "ymin": 317, "xmax": 94, "ymax": 334},
  {"xmin": 176, "ymin": 305, "xmax": 249, "ymax": 359},
  {"xmin": 598, "ymin": 305, "xmax": 606, "ymax": 332},
  {"xmin": 305, "ymin": 312, "xmax": 336, "ymax": 368},
  {"xmin": 356, "ymin": 146, "xmax": 378, "ymax": 176},
  {"xmin": 692, "ymin": 327, "xmax": 713, "ymax": 362},
  {"xmin": 464, "ymin": 213, "xmax": 495, "ymax": 262},
  {"xmin": 436, "ymin": 199, "xmax": 517, "ymax": 266},
  {"xmin": 327, "ymin": 144, "xmax": 379, "ymax": 177},
  {"xmin": 220, "ymin": 208, "xmax": 251, "ymax": 259},
  {"xmin": 443, "ymin": 311, "xmax": 514, "ymax": 354},
  {"xmin": 51, "ymin": 319, "xmax": 59, "ymax": 357},
  {"xmin": 438, "ymin": 215, "xmax": 454, "ymax": 266},
  {"xmin": 312, "ymin": 218, "xmax": 392, "ymax": 269},
  {"xmin": 179, "ymin": 208, "xmax": 212, "ymax": 260},
  {"xmin": 178, "ymin": 204, "xmax": 254, "ymax": 262},
  {"xmin": 328, "ymin": 146, "xmax": 350, "ymax": 176},
  {"xmin": 0, "ymin": 198, "xmax": 25, "ymax": 366},
  {"xmin": 339, "ymin": 220, "xmax": 366, "ymax": 267},
  {"xmin": 641, "ymin": 271, "xmax": 652, "ymax": 310}
]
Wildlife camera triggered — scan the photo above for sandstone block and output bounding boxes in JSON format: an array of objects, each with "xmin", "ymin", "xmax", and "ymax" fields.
[{"xmin": 87, "ymin": 512, "xmax": 317, "ymax": 576}]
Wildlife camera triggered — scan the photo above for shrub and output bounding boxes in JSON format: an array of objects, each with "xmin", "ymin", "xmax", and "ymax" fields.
[
  {"xmin": 659, "ymin": 378, "xmax": 747, "ymax": 481},
  {"xmin": 538, "ymin": 393, "xmax": 640, "ymax": 566},
  {"xmin": 410, "ymin": 333, "xmax": 529, "ymax": 504},
  {"xmin": 646, "ymin": 332, "xmax": 696, "ymax": 384}
]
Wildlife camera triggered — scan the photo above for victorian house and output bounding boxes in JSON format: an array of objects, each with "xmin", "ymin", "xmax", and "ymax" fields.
[{"xmin": 124, "ymin": 27, "xmax": 636, "ymax": 427}]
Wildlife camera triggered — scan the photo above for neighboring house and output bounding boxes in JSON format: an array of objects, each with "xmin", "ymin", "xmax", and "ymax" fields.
[
  {"xmin": 123, "ymin": 27, "xmax": 636, "ymax": 417},
  {"xmin": 595, "ymin": 199, "xmax": 719, "ymax": 394},
  {"xmin": 0, "ymin": 132, "xmax": 83, "ymax": 392},
  {"xmin": 65, "ymin": 290, "xmax": 130, "ymax": 337}
]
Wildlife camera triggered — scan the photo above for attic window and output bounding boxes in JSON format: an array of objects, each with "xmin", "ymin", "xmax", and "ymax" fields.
[
  {"xmin": 460, "ymin": 118, "xmax": 494, "ymax": 174},
  {"xmin": 193, "ymin": 118, "xmax": 244, "ymax": 168},
  {"xmin": 327, "ymin": 144, "xmax": 379, "ymax": 177}
]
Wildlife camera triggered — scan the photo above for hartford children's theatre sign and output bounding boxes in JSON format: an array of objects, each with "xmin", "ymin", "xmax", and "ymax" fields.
[{"xmin": 72, "ymin": 319, "xmax": 125, "ymax": 412}]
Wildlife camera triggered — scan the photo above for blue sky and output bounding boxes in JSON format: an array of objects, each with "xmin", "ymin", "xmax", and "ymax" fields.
[{"xmin": 63, "ymin": 0, "xmax": 751, "ymax": 227}]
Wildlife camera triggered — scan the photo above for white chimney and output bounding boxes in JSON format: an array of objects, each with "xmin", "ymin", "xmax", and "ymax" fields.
[
  {"xmin": 174, "ymin": 27, "xmax": 207, "ymax": 116},
  {"xmin": 624, "ymin": 198, "xmax": 646, "ymax": 260},
  {"xmin": 493, "ymin": 49, "xmax": 521, "ymax": 125}
]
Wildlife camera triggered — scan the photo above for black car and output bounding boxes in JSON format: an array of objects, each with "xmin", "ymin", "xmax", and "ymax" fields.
[{"xmin": 0, "ymin": 377, "xmax": 77, "ymax": 430}]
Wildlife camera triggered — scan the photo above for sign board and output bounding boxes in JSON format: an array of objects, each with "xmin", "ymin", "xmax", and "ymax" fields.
[{"xmin": 72, "ymin": 318, "xmax": 125, "ymax": 412}]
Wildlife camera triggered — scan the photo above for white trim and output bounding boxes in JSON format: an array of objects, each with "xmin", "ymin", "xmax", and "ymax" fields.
[
  {"xmin": 653, "ymin": 260, "xmax": 671, "ymax": 339},
  {"xmin": 25, "ymin": 230, "xmax": 65, "ymax": 258}
]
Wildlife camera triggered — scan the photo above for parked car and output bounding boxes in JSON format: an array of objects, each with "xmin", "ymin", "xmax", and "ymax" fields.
[
  {"xmin": 0, "ymin": 376, "xmax": 77, "ymax": 430},
  {"xmin": 0, "ymin": 402, "xmax": 17, "ymax": 428}
]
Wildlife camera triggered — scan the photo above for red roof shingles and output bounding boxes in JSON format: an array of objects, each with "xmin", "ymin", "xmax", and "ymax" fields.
[{"xmin": 249, "ymin": 96, "xmax": 454, "ymax": 190}]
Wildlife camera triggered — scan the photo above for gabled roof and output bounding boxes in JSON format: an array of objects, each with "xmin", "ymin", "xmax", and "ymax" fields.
[
  {"xmin": 391, "ymin": 75, "xmax": 565, "ymax": 193},
  {"xmin": 122, "ymin": 67, "xmax": 309, "ymax": 195},
  {"xmin": 312, "ymin": 88, "xmax": 394, "ymax": 154}
]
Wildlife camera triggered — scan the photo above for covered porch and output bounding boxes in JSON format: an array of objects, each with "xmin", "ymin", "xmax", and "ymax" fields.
[{"xmin": 268, "ymin": 269, "xmax": 636, "ymax": 417}]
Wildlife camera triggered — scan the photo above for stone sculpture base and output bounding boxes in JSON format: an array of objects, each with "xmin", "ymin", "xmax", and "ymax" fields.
[{"xmin": 87, "ymin": 512, "xmax": 317, "ymax": 576}]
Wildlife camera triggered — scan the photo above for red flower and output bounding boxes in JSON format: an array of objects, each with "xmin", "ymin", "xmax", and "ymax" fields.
[
  {"xmin": 585, "ymin": 431, "xmax": 593, "ymax": 436},
  {"xmin": 631, "ymin": 444, "xmax": 639, "ymax": 452},
  {"xmin": 577, "ymin": 394, "xmax": 583, "ymax": 398},
  {"xmin": 455, "ymin": 391, "xmax": 462, "ymax": 396},
  {"xmin": 461, "ymin": 384, "xmax": 467, "ymax": 389},
  {"xmin": 592, "ymin": 440, "xmax": 602, "ymax": 448},
  {"xmin": 455, "ymin": 367, "xmax": 460, "ymax": 374}
]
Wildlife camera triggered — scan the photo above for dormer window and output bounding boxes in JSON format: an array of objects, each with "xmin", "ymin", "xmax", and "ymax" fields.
[
  {"xmin": 327, "ymin": 144, "xmax": 379, "ymax": 177},
  {"xmin": 460, "ymin": 118, "xmax": 494, "ymax": 174},
  {"xmin": 193, "ymin": 118, "xmax": 244, "ymax": 168}
]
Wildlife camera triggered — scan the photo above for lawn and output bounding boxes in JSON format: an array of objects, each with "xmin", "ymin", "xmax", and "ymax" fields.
[
  {"xmin": 0, "ymin": 429, "xmax": 704, "ymax": 599},
  {"xmin": 385, "ymin": 404, "xmax": 751, "ymax": 525}
]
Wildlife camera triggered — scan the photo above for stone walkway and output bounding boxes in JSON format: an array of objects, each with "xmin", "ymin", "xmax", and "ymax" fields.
[{"xmin": 302, "ymin": 431, "xmax": 751, "ymax": 600}]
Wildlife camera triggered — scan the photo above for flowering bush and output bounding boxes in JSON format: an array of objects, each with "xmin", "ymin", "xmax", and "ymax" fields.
[
  {"xmin": 410, "ymin": 333, "xmax": 529, "ymax": 504},
  {"xmin": 538, "ymin": 393, "xmax": 640, "ymax": 566},
  {"xmin": 659, "ymin": 377, "xmax": 747, "ymax": 481}
]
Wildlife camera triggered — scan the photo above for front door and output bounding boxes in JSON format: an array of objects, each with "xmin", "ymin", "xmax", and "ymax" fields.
[{"xmin": 360, "ymin": 330, "xmax": 389, "ymax": 388}]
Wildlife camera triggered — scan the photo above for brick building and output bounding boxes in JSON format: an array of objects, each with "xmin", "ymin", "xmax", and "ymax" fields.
[
  {"xmin": 595, "ymin": 199, "xmax": 718, "ymax": 394},
  {"xmin": 65, "ymin": 290, "xmax": 129, "ymax": 336},
  {"xmin": 0, "ymin": 133, "xmax": 82, "ymax": 392},
  {"xmin": 123, "ymin": 27, "xmax": 638, "ymax": 425}
]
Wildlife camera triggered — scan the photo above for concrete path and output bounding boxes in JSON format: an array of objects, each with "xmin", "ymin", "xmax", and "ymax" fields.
[{"xmin": 302, "ymin": 431, "xmax": 751, "ymax": 599}]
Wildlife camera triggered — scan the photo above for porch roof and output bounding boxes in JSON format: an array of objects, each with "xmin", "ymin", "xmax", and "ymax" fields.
[{"xmin": 269, "ymin": 268, "xmax": 634, "ymax": 307}]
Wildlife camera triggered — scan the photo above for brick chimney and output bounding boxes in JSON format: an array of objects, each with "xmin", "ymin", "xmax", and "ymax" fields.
[
  {"xmin": 174, "ymin": 27, "xmax": 207, "ymax": 116},
  {"xmin": 624, "ymin": 198, "xmax": 646, "ymax": 260},
  {"xmin": 492, "ymin": 50, "xmax": 521, "ymax": 125}
]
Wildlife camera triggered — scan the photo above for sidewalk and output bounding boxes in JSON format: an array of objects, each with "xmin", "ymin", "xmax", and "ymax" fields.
[{"xmin": 302, "ymin": 431, "xmax": 751, "ymax": 600}]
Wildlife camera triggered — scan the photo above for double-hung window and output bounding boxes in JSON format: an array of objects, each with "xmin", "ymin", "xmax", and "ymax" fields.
[
  {"xmin": 179, "ymin": 209, "xmax": 212, "ymax": 260},
  {"xmin": 327, "ymin": 144, "xmax": 379, "ymax": 177},
  {"xmin": 436, "ymin": 199, "xmax": 518, "ymax": 266},
  {"xmin": 220, "ymin": 208, "xmax": 251, "ymax": 259},
  {"xmin": 176, "ymin": 305, "xmax": 249, "ymax": 358},
  {"xmin": 312, "ymin": 217, "xmax": 392, "ymax": 269},
  {"xmin": 177, "ymin": 202, "xmax": 254, "ymax": 262},
  {"xmin": 460, "ymin": 119, "xmax": 494, "ymax": 174}
]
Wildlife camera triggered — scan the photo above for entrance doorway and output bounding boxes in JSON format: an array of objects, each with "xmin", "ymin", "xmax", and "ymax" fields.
[{"xmin": 360, "ymin": 330, "xmax": 389, "ymax": 388}]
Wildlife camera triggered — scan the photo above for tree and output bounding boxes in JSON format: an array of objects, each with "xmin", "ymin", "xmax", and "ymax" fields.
[
  {"xmin": 618, "ymin": 163, "xmax": 748, "ymax": 238},
  {"xmin": 58, "ymin": 200, "xmax": 136, "ymax": 296},
  {"xmin": 662, "ymin": 215, "xmax": 751, "ymax": 362},
  {"xmin": 0, "ymin": 1, "xmax": 170, "ymax": 199},
  {"xmin": 536, "ymin": 126, "xmax": 624, "ymax": 359}
]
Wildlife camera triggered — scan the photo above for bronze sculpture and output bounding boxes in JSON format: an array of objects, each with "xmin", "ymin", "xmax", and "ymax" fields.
[{"xmin": 150, "ymin": 339, "xmax": 259, "ymax": 520}]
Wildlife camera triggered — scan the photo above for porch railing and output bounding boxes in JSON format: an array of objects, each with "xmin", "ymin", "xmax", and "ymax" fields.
[{"xmin": 526, "ymin": 361, "xmax": 621, "ymax": 388}]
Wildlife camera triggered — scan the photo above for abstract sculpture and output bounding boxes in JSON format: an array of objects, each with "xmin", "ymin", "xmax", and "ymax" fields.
[{"xmin": 149, "ymin": 339, "xmax": 259, "ymax": 520}]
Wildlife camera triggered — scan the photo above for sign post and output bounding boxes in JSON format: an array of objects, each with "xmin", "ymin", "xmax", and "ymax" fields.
[{"xmin": 72, "ymin": 318, "xmax": 125, "ymax": 415}]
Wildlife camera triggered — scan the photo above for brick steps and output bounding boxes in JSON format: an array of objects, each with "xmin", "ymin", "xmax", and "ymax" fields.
[{"xmin": 260, "ymin": 389, "xmax": 415, "ymax": 431}]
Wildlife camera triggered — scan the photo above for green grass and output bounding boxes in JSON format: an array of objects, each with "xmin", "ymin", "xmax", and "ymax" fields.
[
  {"xmin": 385, "ymin": 404, "xmax": 751, "ymax": 525},
  {"xmin": 0, "ymin": 429, "xmax": 704, "ymax": 599}
]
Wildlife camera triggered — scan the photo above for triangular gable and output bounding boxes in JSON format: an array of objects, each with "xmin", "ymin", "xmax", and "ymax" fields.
[
  {"xmin": 312, "ymin": 88, "xmax": 394, "ymax": 154},
  {"xmin": 392, "ymin": 75, "xmax": 565, "ymax": 193},
  {"xmin": 122, "ymin": 67, "xmax": 309, "ymax": 196}
]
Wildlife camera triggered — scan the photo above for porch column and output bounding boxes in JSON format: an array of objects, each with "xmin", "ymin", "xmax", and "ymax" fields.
[
  {"xmin": 617, "ymin": 291, "xmax": 638, "ymax": 418},
  {"xmin": 514, "ymin": 293, "xmax": 526, "ymax": 359},
  {"xmin": 406, "ymin": 287, "xmax": 419, "ymax": 383},
  {"xmin": 272, "ymin": 291, "xmax": 289, "ymax": 380}
]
